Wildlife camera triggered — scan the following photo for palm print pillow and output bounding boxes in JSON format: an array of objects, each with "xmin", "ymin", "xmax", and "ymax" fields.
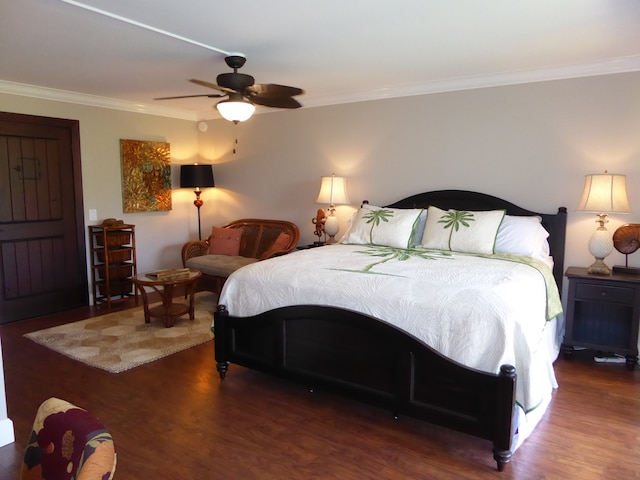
[
  {"xmin": 420, "ymin": 206, "xmax": 505, "ymax": 254},
  {"xmin": 340, "ymin": 206, "xmax": 424, "ymax": 249}
]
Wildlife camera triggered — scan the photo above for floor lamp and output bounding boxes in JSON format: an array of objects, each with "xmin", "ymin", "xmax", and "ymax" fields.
[{"xmin": 180, "ymin": 164, "xmax": 215, "ymax": 240}]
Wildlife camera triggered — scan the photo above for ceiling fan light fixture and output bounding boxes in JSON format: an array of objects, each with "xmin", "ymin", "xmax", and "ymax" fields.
[
  {"xmin": 157, "ymin": 56, "xmax": 303, "ymax": 118},
  {"xmin": 216, "ymin": 95, "xmax": 255, "ymax": 123}
]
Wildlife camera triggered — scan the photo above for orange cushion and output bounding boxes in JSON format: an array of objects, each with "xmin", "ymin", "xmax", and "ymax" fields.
[
  {"xmin": 273, "ymin": 232, "xmax": 291, "ymax": 251},
  {"xmin": 209, "ymin": 226, "xmax": 242, "ymax": 256}
]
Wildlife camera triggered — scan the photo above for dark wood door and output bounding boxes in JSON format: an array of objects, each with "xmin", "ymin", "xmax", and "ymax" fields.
[{"xmin": 0, "ymin": 112, "xmax": 88, "ymax": 323}]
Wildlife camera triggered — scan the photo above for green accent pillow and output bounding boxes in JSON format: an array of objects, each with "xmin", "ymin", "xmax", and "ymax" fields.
[
  {"xmin": 420, "ymin": 206, "xmax": 505, "ymax": 254},
  {"xmin": 340, "ymin": 206, "xmax": 424, "ymax": 248}
]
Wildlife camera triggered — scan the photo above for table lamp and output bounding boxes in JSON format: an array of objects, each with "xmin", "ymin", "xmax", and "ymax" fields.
[
  {"xmin": 576, "ymin": 172, "xmax": 631, "ymax": 275},
  {"xmin": 180, "ymin": 164, "xmax": 215, "ymax": 240},
  {"xmin": 316, "ymin": 174, "xmax": 349, "ymax": 244}
]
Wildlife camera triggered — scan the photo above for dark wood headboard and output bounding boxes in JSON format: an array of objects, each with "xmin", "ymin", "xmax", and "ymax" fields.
[{"xmin": 384, "ymin": 190, "xmax": 567, "ymax": 292}]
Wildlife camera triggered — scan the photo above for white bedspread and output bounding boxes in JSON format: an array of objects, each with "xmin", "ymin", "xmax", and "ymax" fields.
[{"xmin": 219, "ymin": 244, "xmax": 562, "ymax": 413}]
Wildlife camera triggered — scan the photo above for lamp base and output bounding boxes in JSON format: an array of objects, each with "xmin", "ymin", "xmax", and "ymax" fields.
[
  {"xmin": 587, "ymin": 259, "xmax": 611, "ymax": 275},
  {"xmin": 324, "ymin": 211, "xmax": 339, "ymax": 244},
  {"xmin": 587, "ymin": 221, "xmax": 613, "ymax": 275}
]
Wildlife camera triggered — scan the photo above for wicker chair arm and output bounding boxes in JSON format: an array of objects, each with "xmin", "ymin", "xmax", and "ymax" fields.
[
  {"xmin": 181, "ymin": 240, "xmax": 210, "ymax": 266},
  {"xmin": 258, "ymin": 223, "xmax": 300, "ymax": 260}
]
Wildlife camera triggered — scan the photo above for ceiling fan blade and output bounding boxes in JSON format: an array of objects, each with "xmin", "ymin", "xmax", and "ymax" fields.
[
  {"xmin": 154, "ymin": 93, "xmax": 224, "ymax": 100},
  {"xmin": 250, "ymin": 95, "xmax": 302, "ymax": 109},
  {"xmin": 246, "ymin": 83, "xmax": 304, "ymax": 98},
  {"xmin": 190, "ymin": 79, "xmax": 236, "ymax": 94}
]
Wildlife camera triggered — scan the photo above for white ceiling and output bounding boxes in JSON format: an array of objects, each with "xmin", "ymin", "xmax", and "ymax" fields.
[{"xmin": 2, "ymin": 0, "xmax": 640, "ymax": 121}]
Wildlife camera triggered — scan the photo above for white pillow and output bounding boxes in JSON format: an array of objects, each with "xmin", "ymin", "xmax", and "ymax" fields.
[
  {"xmin": 495, "ymin": 215, "xmax": 550, "ymax": 260},
  {"xmin": 339, "ymin": 210, "xmax": 358, "ymax": 241},
  {"xmin": 421, "ymin": 206, "xmax": 505, "ymax": 254},
  {"xmin": 361, "ymin": 204, "xmax": 427, "ymax": 246},
  {"xmin": 340, "ymin": 205, "xmax": 424, "ymax": 248}
]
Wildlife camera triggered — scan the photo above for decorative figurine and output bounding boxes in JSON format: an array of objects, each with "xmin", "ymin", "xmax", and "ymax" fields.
[{"xmin": 312, "ymin": 208, "xmax": 326, "ymax": 245}]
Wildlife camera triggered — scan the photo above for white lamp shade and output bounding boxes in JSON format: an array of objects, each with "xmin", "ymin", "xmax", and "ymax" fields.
[
  {"xmin": 577, "ymin": 173, "xmax": 631, "ymax": 213},
  {"xmin": 216, "ymin": 98, "xmax": 255, "ymax": 123},
  {"xmin": 316, "ymin": 175, "xmax": 349, "ymax": 205}
]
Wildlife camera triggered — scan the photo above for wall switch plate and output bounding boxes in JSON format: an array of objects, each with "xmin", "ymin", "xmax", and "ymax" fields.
[{"xmin": 89, "ymin": 209, "xmax": 97, "ymax": 221}]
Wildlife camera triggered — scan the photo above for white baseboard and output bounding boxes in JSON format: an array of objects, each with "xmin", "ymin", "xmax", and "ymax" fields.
[{"xmin": 0, "ymin": 418, "xmax": 15, "ymax": 447}]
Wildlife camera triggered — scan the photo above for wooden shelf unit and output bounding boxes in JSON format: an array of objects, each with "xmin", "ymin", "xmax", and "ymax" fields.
[{"xmin": 88, "ymin": 223, "xmax": 137, "ymax": 308}]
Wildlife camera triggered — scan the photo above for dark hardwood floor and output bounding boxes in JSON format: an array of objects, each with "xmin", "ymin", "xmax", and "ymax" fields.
[{"xmin": 0, "ymin": 299, "xmax": 639, "ymax": 479}]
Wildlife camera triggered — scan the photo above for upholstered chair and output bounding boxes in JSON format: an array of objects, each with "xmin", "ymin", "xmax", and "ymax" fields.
[{"xmin": 21, "ymin": 397, "xmax": 116, "ymax": 480}]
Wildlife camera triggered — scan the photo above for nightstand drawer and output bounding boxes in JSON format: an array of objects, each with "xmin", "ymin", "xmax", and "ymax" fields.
[{"xmin": 575, "ymin": 283, "xmax": 634, "ymax": 304}]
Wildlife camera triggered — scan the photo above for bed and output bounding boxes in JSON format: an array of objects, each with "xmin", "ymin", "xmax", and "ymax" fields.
[{"xmin": 213, "ymin": 190, "xmax": 567, "ymax": 471}]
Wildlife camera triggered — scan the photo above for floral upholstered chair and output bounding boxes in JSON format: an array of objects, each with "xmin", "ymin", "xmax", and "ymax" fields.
[{"xmin": 21, "ymin": 397, "xmax": 116, "ymax": 480}]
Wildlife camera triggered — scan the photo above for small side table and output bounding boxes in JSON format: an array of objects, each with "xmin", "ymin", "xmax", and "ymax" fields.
[
  {"xmin": 133, "ymin": 269, "xmax": 202, "ymax": 327},
  {"xmin": 563, "ymin": 266, "xmax": 640, "ymax": 370}
]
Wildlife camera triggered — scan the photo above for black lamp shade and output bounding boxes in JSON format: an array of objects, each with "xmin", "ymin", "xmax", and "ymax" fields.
[{"xmin": 180, "ymin": 164, "xmax": 215, "ymax": 188}]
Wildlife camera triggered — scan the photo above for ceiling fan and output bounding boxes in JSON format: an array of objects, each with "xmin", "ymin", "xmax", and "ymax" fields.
[{"xmin": 155, "ymin": 55, "xmax": 304, "ymax": 123}]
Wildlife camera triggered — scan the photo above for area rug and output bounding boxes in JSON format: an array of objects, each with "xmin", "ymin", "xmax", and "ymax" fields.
[{"xmin": 24, "ymin": 292, "xmax": 217, "ymax": 373}]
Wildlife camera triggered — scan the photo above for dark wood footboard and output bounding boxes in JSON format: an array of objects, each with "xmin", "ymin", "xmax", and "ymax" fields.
[{"xmin": 214, "ymin": 304, "xmax": 516, "ymax": 471}]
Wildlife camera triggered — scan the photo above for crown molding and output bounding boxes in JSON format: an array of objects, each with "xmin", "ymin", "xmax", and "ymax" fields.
[
  {"xmin": 2, "ymin": 55, "xmax": 639, "ymax": 120},
  {"xmin": 302, "ymin": 55, "xmax": 640, "ymax": 108},
  {"xmin": 0, "ymin": 80, "xmax": 198, "ymax": 121}
]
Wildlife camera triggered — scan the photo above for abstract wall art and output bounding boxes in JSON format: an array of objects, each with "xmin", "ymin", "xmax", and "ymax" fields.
[{"xmin": 120, "ymin": 139, "xmax": 172, "ymax": 213}]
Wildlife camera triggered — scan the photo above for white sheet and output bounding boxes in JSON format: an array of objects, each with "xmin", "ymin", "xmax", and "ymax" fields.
[{"xmin": 219, "ymin": 243, "xmax": 562, "ymax": 415}]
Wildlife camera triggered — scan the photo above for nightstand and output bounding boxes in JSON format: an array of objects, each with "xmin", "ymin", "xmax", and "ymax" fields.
[
  {"xmin": 296, "ymin": 242, "xmax": 325, "ymax": 250},
  {"xmin": 563, "ymin": 266, "xmax": 640, "ymax": 370}
]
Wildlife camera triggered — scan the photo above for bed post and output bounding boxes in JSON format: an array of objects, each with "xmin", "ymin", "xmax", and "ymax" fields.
[
  {"xmin": 493, "ymin": 364, "xmax": 516, "ymax": 471},
  {"xmin": 214, "ymin": 304, "xmax": 229, "ymax": 379}
]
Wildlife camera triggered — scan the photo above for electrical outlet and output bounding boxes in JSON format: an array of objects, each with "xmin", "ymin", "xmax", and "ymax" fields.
[{"xmin": 89, "ymin": 209, "xmax": 97, "ymax": 221}]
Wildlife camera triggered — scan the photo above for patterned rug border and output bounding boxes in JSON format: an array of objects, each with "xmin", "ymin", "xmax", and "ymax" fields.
[{"xmin": 24, "ymin": 292, "xmax": 217, "ymax": 373}]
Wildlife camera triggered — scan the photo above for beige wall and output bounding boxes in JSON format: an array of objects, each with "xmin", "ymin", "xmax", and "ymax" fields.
[
  {"xmin": 200, "ymin": 71, "xmax": 640, "ymax": 297},
  {"xmin": 2, "ymin": 71, "xmax": 639, "ymax": 302}
]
